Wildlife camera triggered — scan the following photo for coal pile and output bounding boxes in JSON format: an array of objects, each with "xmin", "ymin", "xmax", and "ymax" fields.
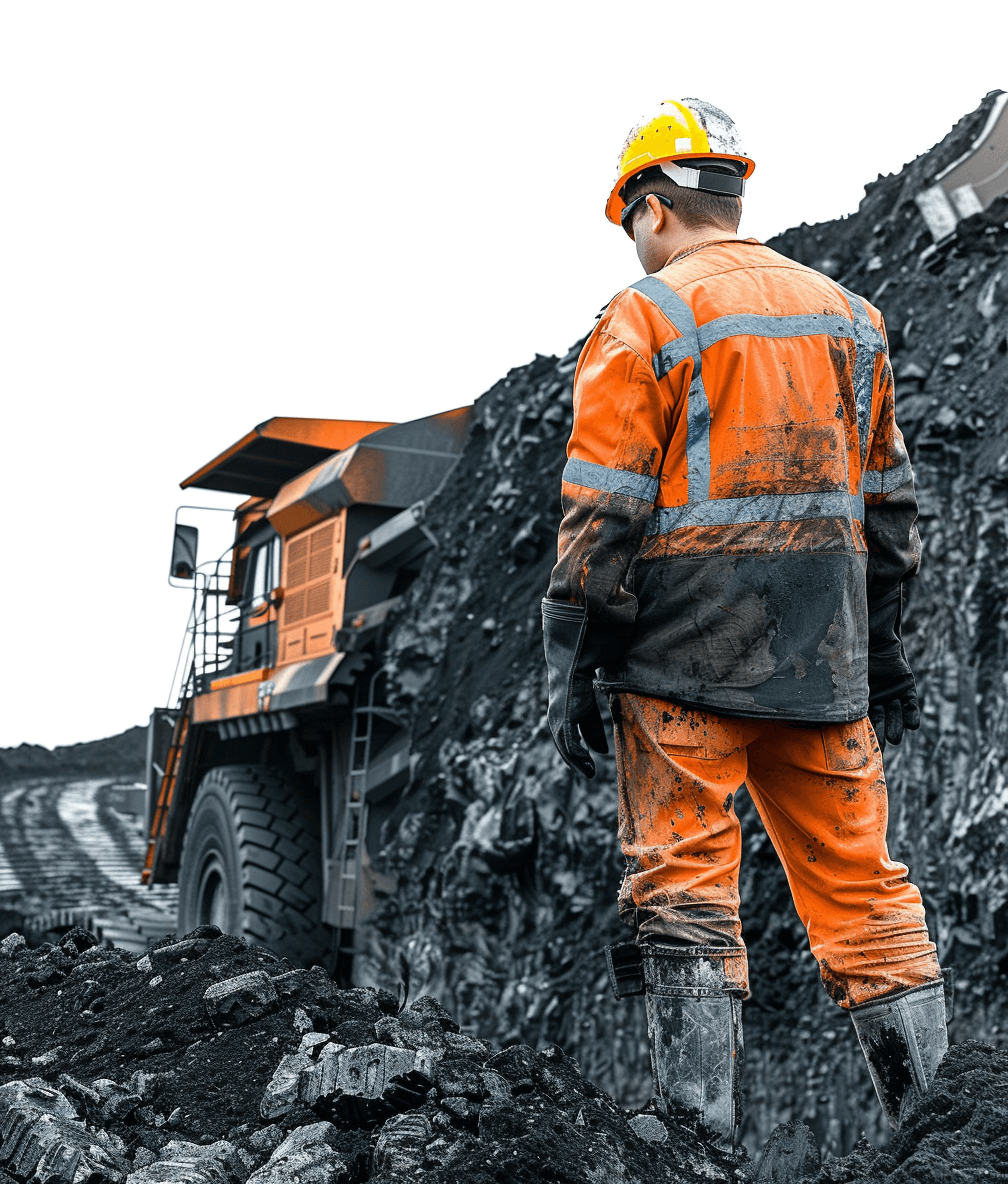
[
  {"xmin": 0, "ymin": 927, "xmax": 747, "ymax": 1182},
  {"xmin": 355, "ymin": 88, "xmax": 1008, "ymax": 1161},
  {"xmin": 808, "ymin": 1041, "xmax": 1008, "ymax": 1183},
  {"xmin": 3, "ymin": 929, "xmax": 1005, "ymax": 1183}
]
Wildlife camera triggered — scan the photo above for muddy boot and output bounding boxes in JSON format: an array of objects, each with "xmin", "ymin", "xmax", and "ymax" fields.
[
  {"xmin": 641, "ymin": 943, "xmax": 745, "ymax": 1150},
  {"xmin": 850, "ymin": 979, "xmax": 948, "ymax": 1129}
]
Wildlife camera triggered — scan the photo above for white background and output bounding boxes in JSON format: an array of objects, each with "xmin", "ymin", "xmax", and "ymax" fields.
[{"xmin": 1, "ymin": 2, "xmax": 1003, "ymax": 748}]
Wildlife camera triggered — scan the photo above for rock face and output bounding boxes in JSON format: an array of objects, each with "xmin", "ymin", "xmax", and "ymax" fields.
[
  {"xmin": 357, "ymin": 89, "xmax": 1008, "ymax": 1159},
  {"xmin": 358, "ymin": 343, "xmax": 655, "ymax": 1111}
]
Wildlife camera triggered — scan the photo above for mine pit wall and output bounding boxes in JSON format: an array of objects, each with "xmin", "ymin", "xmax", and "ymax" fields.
[{"xmin": 355, "ymin": 89, "xmax": 1008, "ymax": 1162}]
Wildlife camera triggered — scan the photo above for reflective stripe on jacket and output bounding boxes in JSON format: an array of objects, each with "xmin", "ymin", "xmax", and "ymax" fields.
[{"xmin": 547, "ymin": 238, "xmax": 920, "ymax": 722}]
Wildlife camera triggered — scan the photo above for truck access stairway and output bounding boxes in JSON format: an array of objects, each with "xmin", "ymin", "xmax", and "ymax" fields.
[{"xmin": 142, "ymin": 697, "xmax": 191, "ymax": 886}]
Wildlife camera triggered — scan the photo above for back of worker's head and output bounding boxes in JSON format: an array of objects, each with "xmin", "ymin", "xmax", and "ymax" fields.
[
  {"xmin": 620, "ymin": 165, "xmax": 743, "ymax": 233},
  {"xmin": 606, "ymin": 98, "xmax": 754, "ymax": 235}
]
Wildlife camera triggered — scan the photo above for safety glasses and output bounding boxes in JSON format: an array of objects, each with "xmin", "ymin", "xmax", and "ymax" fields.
[{"xmin": 619, "ymin": 192, "xmax": 674, "ymax": 239}]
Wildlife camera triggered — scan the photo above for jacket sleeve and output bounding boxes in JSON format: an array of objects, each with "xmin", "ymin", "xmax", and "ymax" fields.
[
  {"xmin": 546, "ymin": 311, "xmax": 678, "ymax": 632},
  {"xmin": 862, "ymin": 333, "xmax": 921, "ymax": 601}
]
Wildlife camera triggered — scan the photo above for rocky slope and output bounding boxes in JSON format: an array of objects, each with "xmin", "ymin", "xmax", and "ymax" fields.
[
  {"xmin": 357, "ymin": 89, "xmax": 1008, "ymax": 1161},
  {"xmin": 0, "ymin": 729, "xmax": 146, "ymax": 785},
  {"xmin": 0, "ymin": 926, "xmax": 745, "ymax": 1182},
  {"xmin": 1, "ymin": 928, "xmax": 1005, "ymax": 1182}
]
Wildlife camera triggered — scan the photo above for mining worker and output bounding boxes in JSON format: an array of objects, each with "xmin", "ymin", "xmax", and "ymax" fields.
[{"xmin": 541, "ymin": 98, "xmax": 948, "ymax": 1147}]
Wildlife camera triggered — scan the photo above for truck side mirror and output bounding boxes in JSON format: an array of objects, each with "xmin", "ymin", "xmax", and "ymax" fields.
[{"xmin": 170, "ymin": 524, "xmax": 199, "ymax": 580}]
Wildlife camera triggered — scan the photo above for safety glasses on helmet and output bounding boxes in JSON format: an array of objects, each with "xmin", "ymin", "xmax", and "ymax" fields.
[{"xmin": 619, "ymin": 192, "xmax": 674, "ymax": 239}]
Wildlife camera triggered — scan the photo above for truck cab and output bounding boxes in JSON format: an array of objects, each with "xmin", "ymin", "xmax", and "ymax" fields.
[{"xmin": 145, "ymin": 409, "xmax": 470, "ymax": 976}]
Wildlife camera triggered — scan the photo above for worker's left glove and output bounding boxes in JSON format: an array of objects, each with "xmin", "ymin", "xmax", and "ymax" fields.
[
  {"xmin": 867, "ymin": 586, "xmax": 920, "ymax": 756},
  {"xmin": 542, "ymin": 599, "xmax": 630, "ymax": 779}
]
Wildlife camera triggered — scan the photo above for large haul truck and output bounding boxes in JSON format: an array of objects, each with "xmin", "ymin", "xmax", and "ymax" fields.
[{"xmin": 144, "ymin": 409, "xmax": 471, "ymax": 975}]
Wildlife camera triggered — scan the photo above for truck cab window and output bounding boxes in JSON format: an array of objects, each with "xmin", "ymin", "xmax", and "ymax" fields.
[
  {"xmin": 247, "ymin": 538, "xmax": 281, "ymax": 612},
  {"xmin": 249, "ymin": 544, "xmax": 270, "ymax": 610}
]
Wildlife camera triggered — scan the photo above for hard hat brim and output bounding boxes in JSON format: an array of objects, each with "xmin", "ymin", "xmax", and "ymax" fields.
[{"xmin": 605, "ymin": 152, "xmax": 756, "ymax": 225}]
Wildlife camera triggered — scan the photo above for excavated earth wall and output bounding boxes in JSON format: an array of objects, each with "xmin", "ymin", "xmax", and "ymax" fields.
[{"xmin": 355, "ymin": 90, "xmax": 1008, "ymax": 1165}]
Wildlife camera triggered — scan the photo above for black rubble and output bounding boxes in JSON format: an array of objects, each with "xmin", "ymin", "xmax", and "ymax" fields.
[
  {"xmin": 1, "ymin": 930, "xmax": 1005, "ymax": 1182},
  {"xmin": 0, "ymin": 929, "xmax": 743, "ymax": 1183},
  {"xmin": 809, "ymin": 1042, "xmax": 1008, "ymax": 1183}
]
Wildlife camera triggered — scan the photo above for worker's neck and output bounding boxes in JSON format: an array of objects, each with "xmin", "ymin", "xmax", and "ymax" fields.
[{"xmin": 658, "ymin": 222, "xmax": 738, "ymax": 270}]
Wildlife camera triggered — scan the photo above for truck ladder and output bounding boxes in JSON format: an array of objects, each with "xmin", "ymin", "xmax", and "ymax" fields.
[
  {"xmin": 333, "ymin": 672, "xmax": 380, "ymax": 950},
  {"xmin": 142, "ymin": 698, "xmax": 193, "ymax": 885}
]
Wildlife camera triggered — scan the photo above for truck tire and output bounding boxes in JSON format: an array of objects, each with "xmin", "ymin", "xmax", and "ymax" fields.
[{"xmin": 177, "ymin": 765, "xmax": 331, "ymax": 969}]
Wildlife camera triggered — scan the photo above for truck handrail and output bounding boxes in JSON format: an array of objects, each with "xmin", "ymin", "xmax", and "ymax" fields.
[{"xmin": 167, "ymin": 551, "xmax": 239, "ymax": 708}]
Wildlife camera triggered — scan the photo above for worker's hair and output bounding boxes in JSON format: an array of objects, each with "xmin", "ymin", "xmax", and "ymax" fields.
[{"xmin": 622, "ymin": 166, "xmax": 742, "ymax": 233}]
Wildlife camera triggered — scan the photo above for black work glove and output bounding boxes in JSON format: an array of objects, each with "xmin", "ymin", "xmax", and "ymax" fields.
[
  {"xmin": 542, "ymin": 599, "xmax": 630, "ymax": 778},
  {"xmin": 867, "ymin": 586, "xmax": 920, "ymax": 755}
]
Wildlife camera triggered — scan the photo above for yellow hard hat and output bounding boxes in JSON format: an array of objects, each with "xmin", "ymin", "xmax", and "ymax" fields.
[{"xmin": 605, "ymin": 98, "xmax": 755, "ymax": 225}]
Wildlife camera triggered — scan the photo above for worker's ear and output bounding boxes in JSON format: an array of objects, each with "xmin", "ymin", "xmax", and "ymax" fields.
[{"xmin": 645, "ymin": 193, "xmax": 669, "ymax": 234}]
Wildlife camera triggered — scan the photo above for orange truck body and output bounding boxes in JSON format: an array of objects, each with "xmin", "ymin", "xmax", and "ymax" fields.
[{"xmin": 143, "ymin": 410, "xmax": 471, "ymax": 945}]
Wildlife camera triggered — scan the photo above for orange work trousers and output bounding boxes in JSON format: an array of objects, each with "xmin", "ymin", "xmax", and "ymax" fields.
[{"xmin": 611, "ymin": 694, "xmax": 941, "ymax": 1008}]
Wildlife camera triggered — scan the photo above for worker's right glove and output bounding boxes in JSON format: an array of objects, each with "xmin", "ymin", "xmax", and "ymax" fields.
[
  {"xmin": 867, "ymin": 586, "xmax": 920, "ymax": 756},
  {"xmin": 542, "ymin": 599, "xmax": 630, "ymax": 779}
]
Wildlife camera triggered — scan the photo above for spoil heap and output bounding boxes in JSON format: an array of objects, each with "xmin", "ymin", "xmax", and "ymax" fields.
[
  {"xmin": 2, "ymin": 928, "xmax": 1006, "ymax": 1182},
  {"xmin": 0, "ymin": 730, "xmax": 147, "ymax": 785},
  {"xmin": 360, "ymin": 89, "xmax": 1008, "ymax": 1160}
]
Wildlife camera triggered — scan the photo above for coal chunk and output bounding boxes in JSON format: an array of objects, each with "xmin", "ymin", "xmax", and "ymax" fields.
[
  {"xmin": 334, "ymin": 1043, "xmax": 417, "ymax": 1099},
  {"xmin": 755, "ymin": 1119, "xmax": 820, "ymax": 1181},
  {"xmin": 125, "ymin": 1138, "xmax": 245, "ymax": 1183},
  {"xmin": 628, "ymin": 1112, "xmax": 669, "ymax": 1144},
  {"xmin": 150, "ymin": 937, "xmax": 214, "ymax": 970},
  {"xmin": 202, "ymin": 972, "xmax": 278, "ymax": 1027},
  {"xmin": 58, "ymin": 926, "xmax": 98, "ymax": 958},
  {"xmin": 260, "ymin": 1053, "xmax": 312, "ymax": 1120},
  {"xmin": 372, "ymin": 1111, "xmax": 432, "ymax": 1175},
  {"xmin": 0, "ymin": 1078, "xmax": 129, "ymax": 1182},
  {"xmin": 0, "ymin": 934, "xmax": 25, "ymax": 958},
  {"xmin": 245, "ymin": 1121, "xmax": 348, "ymax": 1184}
]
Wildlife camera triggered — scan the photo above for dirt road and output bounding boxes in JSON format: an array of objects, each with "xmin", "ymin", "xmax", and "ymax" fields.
[{"xmin": 0, "ymin": 778, "xmax": 176, "ymax": 950}]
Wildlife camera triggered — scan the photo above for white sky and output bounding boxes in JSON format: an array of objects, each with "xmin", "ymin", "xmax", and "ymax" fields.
[{"xmin": 1, "ymin": 2, "xmax": 1003, "ymax": 748}]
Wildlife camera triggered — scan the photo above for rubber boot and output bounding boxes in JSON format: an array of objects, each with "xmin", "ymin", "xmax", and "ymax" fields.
[
  {"xmin": 850, "ymin": 979, "xmax": 948, "ymax": 1129},
  {"xmin": 641, "ymin": 944, "xmax": 746, "ymax": 1149}
]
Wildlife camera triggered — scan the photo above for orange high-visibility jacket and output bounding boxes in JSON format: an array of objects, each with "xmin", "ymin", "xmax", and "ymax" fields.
[{"xmin": 547, "ymin": 238, "xmax": 919, "ymax": 721}]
